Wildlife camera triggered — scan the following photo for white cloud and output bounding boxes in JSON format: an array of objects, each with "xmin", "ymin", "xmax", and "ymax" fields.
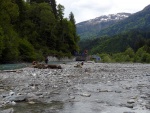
[{"xmin": 56, "ymin": 0, "xmax": 150, "ymax": 23}]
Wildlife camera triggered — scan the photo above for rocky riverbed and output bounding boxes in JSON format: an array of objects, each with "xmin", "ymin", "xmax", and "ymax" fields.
[{"xmin": 0, "ymin": 62, "xmax": 149, "ymax": 113}]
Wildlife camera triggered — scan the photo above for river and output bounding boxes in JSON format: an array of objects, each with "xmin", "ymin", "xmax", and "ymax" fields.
[{"xmin": 0, "ymin": 63, "xmax": 149, "ymax": 113}]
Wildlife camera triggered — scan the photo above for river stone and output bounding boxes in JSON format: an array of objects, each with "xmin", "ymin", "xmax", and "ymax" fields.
[
  {"xmin": 115, "ymin": 90, "xmax": 122, "ymax": 93},
  {"xmin": 69, "ymin": 96, "xmax": 75, "ymax": 99},
  {"xmin": 80, "ymin": 93, "xmax": 91, "ymax": 97},
  {"xmin": 127, "ymin": 99, "xmax": 135, "ymax": 104},
  {"xmin": 146, "ymin": 73, "xmax": 150, "ymax": 76},
  {"xmin": 28, "ymin": 101, "xmax": 36, "ymax": 104},
  {"xmin": 126, "ymin": 103, "xmax": 134, "ymax": 108},
  {"xmin": 0, "ymin": 108, "xmax": 14, "ymax": 113},
  {"xmin": 5, "ymin": 95, "xmax": 26, "ymax": 102},
  {"xmin": 98, "ymin": 89, "xmax": 109, "ymax": 92},
  {"xmin": 35, "ymin": 92, "xmax": 43, "ymax": 96},
  {"xmin": 146, "ymin": 104, "xmax": 150, "ymax": 109},
  {"xmin": 140, "ymin": 94, "xmax": 147, "ymax": 99}
]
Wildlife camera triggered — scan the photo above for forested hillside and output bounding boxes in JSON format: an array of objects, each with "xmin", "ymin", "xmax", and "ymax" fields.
[
  {"xmin": 79, "ymin": 29, "xmax": 150, "ymax": 62},
  {"xmin": 0, "ymin": 0, "xmax": 79, "ymax": 63},
  {"xmin": 79, "ymin": 4, "xmax": 150, "ymax": 62},
  {"xmin": 96, "ymin": 30, "xmax": 149, "ymax": 53}
]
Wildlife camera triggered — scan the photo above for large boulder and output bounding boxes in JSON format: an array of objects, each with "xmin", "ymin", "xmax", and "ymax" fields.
[{"xmin": 5, "ymin": 95, "xmax": 26, "ymax": 102}]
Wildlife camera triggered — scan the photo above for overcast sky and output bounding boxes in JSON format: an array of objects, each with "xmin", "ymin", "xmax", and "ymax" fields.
[{"xmin": 56, "ymin": 0, "xmax": 150, "ymax": 23}]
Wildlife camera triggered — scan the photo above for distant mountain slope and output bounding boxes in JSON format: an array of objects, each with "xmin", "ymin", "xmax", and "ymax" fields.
[
  {"xmin": 76, "ymin": 13, "xmax": 131, "ymax": 40},
  {"xmin": 97, "ymin": 4, "xmax": 150, "ymax": 37},
  {"xmin": 79, "ymin": 29, "xmax": 150, "ymax": 54},
  {"xmin": 79, "ymin": 4, "xmax": 150, "ymax": 54}
]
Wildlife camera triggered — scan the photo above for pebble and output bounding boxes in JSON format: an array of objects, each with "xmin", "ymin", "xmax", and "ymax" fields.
[
  {"xmin": 146, "ymin": 73, "xmax": 150, "ymax": 76},
  {"xmin": 126, "ymin": 103, "xmax": 134, "ymax": 108},
  {"xmin": 127, "ymin": 99, "xmax": 136, "ymax": 104},
  {"xmin": 0, "ymin": 63, "xmax": 149, "ymax": 113},
  {"xmin": 98, "ymin": 89, "xmax": 109, "ymax": 92},
  {"xmin": 80, "ymin": 93, "xmax": 91, "ymax": 97},
  {"xmin": 28, "ymin": 101, "xmax": 36, "ymax": 104},
  {"xmin": 140, "ymin": 94, "xmax": 147, "ymax": 99},
  {"xmin": 69, "ymin": 96, "xmax": 75, "ymax": 99},
  {"xmin": 145, "ymin": 104, "xmax": 150, "ymax": 109}
]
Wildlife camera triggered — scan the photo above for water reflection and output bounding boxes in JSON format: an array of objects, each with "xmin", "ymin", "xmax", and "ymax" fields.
[{"xmin": 60, "ymin": 101, "xmax": 103, "ymax": 113}]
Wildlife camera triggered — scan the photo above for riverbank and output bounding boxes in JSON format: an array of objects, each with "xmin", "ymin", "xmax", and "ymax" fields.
[{"xmin": 0, "ymin": 62, "xmax": 150, "ymax": 113}]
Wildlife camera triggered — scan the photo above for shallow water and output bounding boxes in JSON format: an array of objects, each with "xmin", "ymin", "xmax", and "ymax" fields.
[
  {"xmin": 1, "ymin": 101, "xmax": 64, "ymax": 113},
  {"xmin": 0, "ymin": 63, "xmax": 149, "ymax": 113},
  {"xmin": 0, "ymin": 63, "xmax": 30, "ymax": 70},
  {"xmin": 0, "ymin": 61, "xmax": 73, "ymax": 70}
]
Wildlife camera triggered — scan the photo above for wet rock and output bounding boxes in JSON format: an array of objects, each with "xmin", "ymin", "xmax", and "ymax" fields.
[
  {"xmin": 4, "ymin": 95, "xmax": 26, "ymax": 102},
  {"xmin": 0, "ymin": 108, "xmax": 14, "ymax": 113}
]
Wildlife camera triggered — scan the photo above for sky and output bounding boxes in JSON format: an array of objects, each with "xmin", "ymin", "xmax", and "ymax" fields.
[{"xmin": 56, "ymin": 0, "xmax": 150, "ymax": 23}]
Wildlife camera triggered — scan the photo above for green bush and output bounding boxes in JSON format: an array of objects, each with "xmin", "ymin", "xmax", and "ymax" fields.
[
  {"xmin": 99, "ymin": 53, "xmax": 112, "ymax": 62},
  {"xmin": 124, "ymin": 47, "xmax": 135, "ymax": 58},
  {"xmin": 141, "ymin": 53, "xmax": 150, "ymax": 63},
  {"xmin": 18, "ymin": 39, "xmax": 37, "ymax": 62}
]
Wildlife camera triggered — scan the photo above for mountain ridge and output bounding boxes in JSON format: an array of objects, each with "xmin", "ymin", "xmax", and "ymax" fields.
[
  {"xmin": 97, "ymin": 4, "xmax": 150, "ymax": 37},
  {"xmin": 76, "ymin": 13, "xmax": 131, "ymax": 40},
  {"xmin": 78, "ymin": 4, "xmax": 150, "ymax": 55}
]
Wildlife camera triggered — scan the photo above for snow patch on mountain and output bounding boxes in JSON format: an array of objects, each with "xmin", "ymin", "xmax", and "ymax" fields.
[{"xmin": 77, "ymin": 13, "xmax": 131, "ymax": 26}]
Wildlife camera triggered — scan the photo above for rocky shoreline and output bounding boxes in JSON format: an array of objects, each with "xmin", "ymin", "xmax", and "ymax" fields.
[{"xmin": 0, "ymin": 62, "xmax": 150, "ymax": 113}]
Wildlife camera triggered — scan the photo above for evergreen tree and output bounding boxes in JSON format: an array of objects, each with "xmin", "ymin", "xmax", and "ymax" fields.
[
  {"xmin": 69, "ymin": 12, "xmax": 80, "ymax": 45},
  {"xmin": 30, "ymin": 0, "xmax": 57, "ymax": 18},
  {"xmin": 15, "ymin": 0, "xmax": 26, "ymax": 22},
  {"xmin": 57, "ymin": 4, "xmax": 64, "ymax": 21},
  {"xmin": 0, "ymin": 0, "xmax": 20, "ymax": 63},
  {"xmin": 0, "ymin": 0, "xmax": 80, "ymax": 63},
  {"xmin": 69, "ymin": 12, "xmax": 76, "ymax": 26},
  {"xmin": 49, "ymin": 0, "xmax": 57, "ymax": 18}
]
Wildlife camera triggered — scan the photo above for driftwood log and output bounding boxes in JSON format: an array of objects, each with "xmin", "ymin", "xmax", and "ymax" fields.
[
  {"xmin": 74, "ymin": 62, "xmax": 84, "ymax": 68},
  {"xmin": 32, "ymin": 61, "xmax": 62, "ymax": 69}
]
